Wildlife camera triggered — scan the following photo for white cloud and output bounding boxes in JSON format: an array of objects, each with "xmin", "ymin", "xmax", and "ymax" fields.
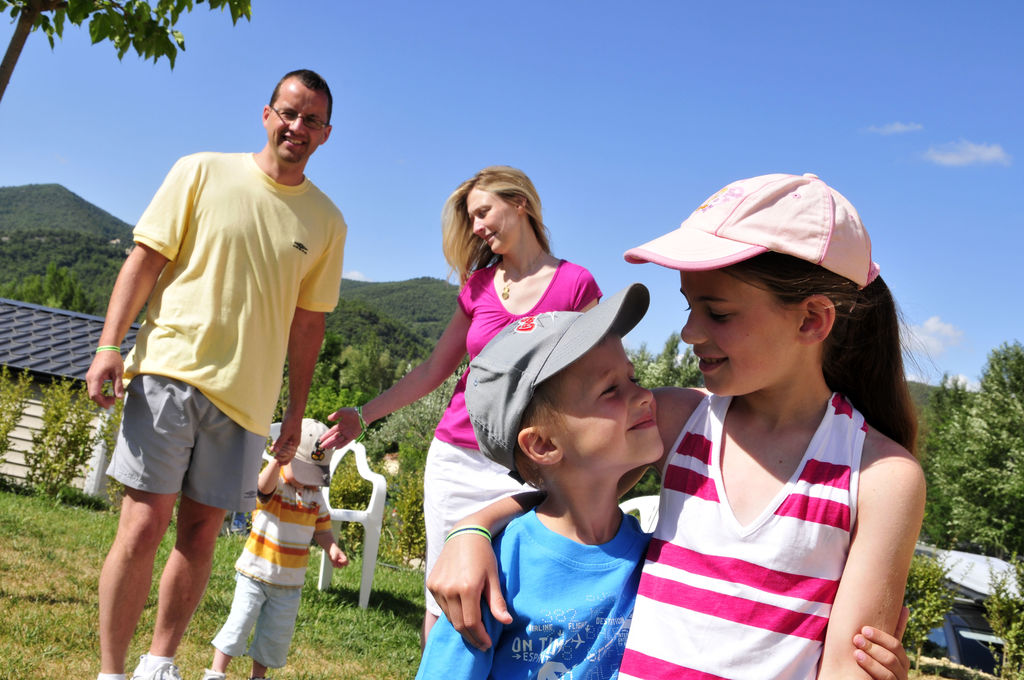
[
  {"xmin": 343, "ymin": 270, "xmax": 371, "ymax": 282},
  {"xmin": 909, "ymin": 316, "xmax": 964, "ymax": 357},
  {"xmin": 923, "ymin": 140, "xmax": 1012, "ymax": 166},
  {"xmin": 866, "ymin": 122, "xmax": 923, "ymax": 135},
  {"xmin": 903, "ymin": 316, "xmax": 970, "ymax": 385}
]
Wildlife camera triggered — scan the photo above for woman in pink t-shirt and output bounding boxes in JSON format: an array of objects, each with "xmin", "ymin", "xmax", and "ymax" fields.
[{"xmin": 319, "ymin": 165, "xmax": 601, "ymax": 642}]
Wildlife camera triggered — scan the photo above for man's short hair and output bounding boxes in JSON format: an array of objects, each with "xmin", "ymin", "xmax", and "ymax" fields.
[{"xmin": 270, "ymin": 69, "xmax": 333, "ymax": 123}]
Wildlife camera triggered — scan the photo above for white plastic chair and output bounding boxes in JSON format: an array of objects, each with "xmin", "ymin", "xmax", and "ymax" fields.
[
  {"xmin": 316, "ymin": 440, "xmax": 387, "ymax": 608},
  {"xmin": 267, "ymin": 423, "xmax": 387, "ymax": 609},
  {"xmin": 619, "ymin": 494, "xmax": 660, "ymax": 533}
]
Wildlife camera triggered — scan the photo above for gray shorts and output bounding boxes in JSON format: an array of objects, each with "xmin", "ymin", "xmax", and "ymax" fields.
[{"xmin": 107, "ymin": 374, "xmax": 267, "ymax": 512}]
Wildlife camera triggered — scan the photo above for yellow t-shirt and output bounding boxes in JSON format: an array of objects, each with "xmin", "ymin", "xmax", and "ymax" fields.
[{"xmin": 124, "ymin": 152, "xmax": 347, "ymax": 436}]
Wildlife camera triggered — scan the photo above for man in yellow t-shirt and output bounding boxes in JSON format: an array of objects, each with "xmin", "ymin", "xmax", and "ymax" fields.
[{"xmin": 85, "ymin": 69, "xmax": 346, "ymax": 680}]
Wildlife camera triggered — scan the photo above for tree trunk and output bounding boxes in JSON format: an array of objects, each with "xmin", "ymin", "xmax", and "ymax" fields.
[{"xmin": 0, "ymin": 0, "xmax": 66, "ymax": 106}]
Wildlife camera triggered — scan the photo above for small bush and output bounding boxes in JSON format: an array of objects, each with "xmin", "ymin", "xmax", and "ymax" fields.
[
  {"xmin": 0, "ymin": 366, "xmax": 32, "ymax": 467},
  {"xmin": 27, "ymin": 378, "xmax": 100, "ymax": 496},
  {"xmin": 386, "ymin": 442, "xmax": 426, "ymax": 566},
  {"xmin": 905, "ymin": 552, "xmax": 956, "ymax": 670}
]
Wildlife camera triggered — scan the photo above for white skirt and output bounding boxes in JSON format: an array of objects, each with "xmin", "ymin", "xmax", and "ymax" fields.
[{"xmin": 422, "ymin": 436, "xmax": 532, "ymax": 615}]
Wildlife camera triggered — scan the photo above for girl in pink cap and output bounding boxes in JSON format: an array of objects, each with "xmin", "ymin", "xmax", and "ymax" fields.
[{"xmin": 430, "ymin": 173, "xmax": 924, "ymax": 680}]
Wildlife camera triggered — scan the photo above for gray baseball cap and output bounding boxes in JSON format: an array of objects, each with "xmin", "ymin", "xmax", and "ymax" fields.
[{"xmin": 466, "ymin": 283, "xmax": 650, "ymax": 472}]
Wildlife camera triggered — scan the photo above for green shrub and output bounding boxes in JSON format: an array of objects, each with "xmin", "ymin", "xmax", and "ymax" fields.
[
  {"xmin": 386, "ymin": 442, "xmax": 426, "ymax": 566},
  {"xmin": 904, "ymin": 552, "xmax": 956, "ymax": 670},
  {"xmin": 27, "ymin": 378, "xmax": 100, "ymax": 497},
  {"xmin": 0, "ymin": 366, "xmax": 32, "ymax": 468}
]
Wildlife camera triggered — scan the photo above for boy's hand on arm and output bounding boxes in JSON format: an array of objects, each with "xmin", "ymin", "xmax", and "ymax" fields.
[
  {"xmin": 427, "ymin": 492, "xmax": 542, "ymax": 651},
  {"xmin": 427, "ymin": 531, "xmax": 507, "ymax": 652}
]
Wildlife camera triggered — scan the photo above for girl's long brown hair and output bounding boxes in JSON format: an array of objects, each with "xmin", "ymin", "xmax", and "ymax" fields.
[{"xmin": 727, "ymin": 252, "xmax": 918, "ymax": 455}]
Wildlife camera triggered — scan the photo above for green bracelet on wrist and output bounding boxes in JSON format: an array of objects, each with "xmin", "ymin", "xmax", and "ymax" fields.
[
  {"xmin": 354, "ymin": 405, "xmax": 368, "ymax": 443},
  {"xmin": 444, "ymin": 525, "xmax": 493, "ymax": 544},
  {"xmin": 96, "ymin": 345, "xmax": 121, "ymax": 353}
]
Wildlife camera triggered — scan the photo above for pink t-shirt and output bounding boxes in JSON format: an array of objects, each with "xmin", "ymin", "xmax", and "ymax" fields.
[{"xmin": 433, "ymin": 260, "xmax": 601, "ymax": 449}]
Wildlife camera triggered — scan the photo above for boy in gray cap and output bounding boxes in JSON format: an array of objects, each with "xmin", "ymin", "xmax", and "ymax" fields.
[{"xmin": 416, "ymin": 284, "xmax": 662, "ymax": 678}]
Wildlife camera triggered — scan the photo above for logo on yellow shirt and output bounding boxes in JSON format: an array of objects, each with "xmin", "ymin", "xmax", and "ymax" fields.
[{"xmin": 292, "ymin": 241, "xmax": 309, "ymax": 254}]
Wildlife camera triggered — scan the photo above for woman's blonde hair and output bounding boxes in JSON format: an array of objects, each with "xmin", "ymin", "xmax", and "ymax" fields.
[{"xmin": 441, "ymin": 166, "xmax": 551, "ymax": 284}]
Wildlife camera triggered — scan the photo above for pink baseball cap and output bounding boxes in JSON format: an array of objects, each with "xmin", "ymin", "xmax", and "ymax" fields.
[{"xmin": 624, "ymin": 173, "xmax": 881, "ymax": 287}]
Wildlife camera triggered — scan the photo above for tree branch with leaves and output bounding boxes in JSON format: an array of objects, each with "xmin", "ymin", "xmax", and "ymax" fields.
[{"xmin": 0, "ymin": 0, "xmax": 251, "ymax": 104}]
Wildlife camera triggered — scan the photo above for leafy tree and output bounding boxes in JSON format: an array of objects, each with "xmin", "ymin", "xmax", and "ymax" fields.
[
  {"xmin": 903, "ymin": 553, "xmax": 955, "ymax": 670},
  {"xmin": 338, "ymin": 338, "xmax": 405, "ymax": 401},
  {"xmin": 922, "ymin": 342, "xmax": 1024, "ymax": 557},
  {"xmin": 1, "ymin": 260, "xmax": 96, "ymax": 313},
  {"xmin": 387, "ymin": 442, "xmax": 427, "ymax": 563},
  {"xmin": 0, "ymin": 230, "xmax": 129, "ymax": 307},
  {"xmin": 0, "ymin": 0, "xmax": 251, "ymax": 104},
  {"xmin": 921, "ymin": 374, "xmax": 976, "ymax": 548},
  {"xmin": 985, "ymin": 554, "xmax": 1024, "ymax": 679},
  {"xmin": 629, "ymin": 333, "xmax": 702, "ymax": 391},
  {"xmin": 625, "ymin": 334, "xmax": 703, "ymax": 498}
]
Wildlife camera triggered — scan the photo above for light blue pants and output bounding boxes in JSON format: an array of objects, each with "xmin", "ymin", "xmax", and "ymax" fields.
[{"xmin": 211, "ymin": 572, "xmax": 302, "ymax": 669}]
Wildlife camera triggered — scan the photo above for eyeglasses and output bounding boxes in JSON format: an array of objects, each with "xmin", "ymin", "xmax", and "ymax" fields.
[{"xmin": 269, "ymin": 106, "xmax": 329, "ymax": 131}]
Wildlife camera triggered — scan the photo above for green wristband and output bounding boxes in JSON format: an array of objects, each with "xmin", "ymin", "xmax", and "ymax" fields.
[
  {"xmin": 354, "ymin": 405, "xmax": 368, "ymax": 443},
  {"xmin": 444, "ymin": 525, "xmax": 493, "ymax": 544},
  {"xmin": 96, "ymin": 345, "xmax": 121, "ymax": 353}
]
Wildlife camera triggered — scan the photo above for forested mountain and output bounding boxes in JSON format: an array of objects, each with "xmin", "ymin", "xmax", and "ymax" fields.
[
  {"xmin": 0, "ymin": 184, "xmax": 133, "ymax": 241},
  {"xmin": 1, "ymin": 185, "xmax": 134, "ymax": 313},
  {"xmin": 327, "ymin": 279, "xmax": 458, "ymax": 361},
  {"xmin": 338, "ymin": 277, "xmax": 457, "ymax": 344}
]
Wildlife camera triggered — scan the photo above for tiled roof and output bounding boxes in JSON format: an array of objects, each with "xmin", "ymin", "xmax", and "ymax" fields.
[{"xmin": 0, "ymin": 297, "xmax": 139, "ymax": 381}]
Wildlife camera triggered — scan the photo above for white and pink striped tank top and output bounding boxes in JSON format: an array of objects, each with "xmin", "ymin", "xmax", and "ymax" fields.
[{"xmin": 619, "ymin": 393, "xmax": 867, "ymax": 680}]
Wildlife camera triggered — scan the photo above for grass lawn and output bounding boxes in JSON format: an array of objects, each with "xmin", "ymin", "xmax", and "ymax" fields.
[
  {"xmin": 0, "ymin": 487, "xmax": 984, "ymax": 680},
  {"xmin": 0, "ymin": 489, "xmax": 424, "ymax": 679}
]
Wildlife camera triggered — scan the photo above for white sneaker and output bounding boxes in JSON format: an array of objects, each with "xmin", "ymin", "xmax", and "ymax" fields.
[
  {"xmin": 201, "ymin": 672, "xmax": 226, "ymax": 680},
  {"xmin": 130, "ymin": 655, "xmax": 182, "ymax": 680}
]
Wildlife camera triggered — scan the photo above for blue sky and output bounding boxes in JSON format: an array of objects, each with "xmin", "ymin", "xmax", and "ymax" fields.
[{"xmin": 1, "ymin": 1, "xmax": 1021, "ymax": 386}]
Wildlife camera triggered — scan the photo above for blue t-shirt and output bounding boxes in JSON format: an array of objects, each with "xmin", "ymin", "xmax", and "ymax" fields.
[{"xmin": 417, "ymin": 509, "xmax": 649, "ymax": 679}]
